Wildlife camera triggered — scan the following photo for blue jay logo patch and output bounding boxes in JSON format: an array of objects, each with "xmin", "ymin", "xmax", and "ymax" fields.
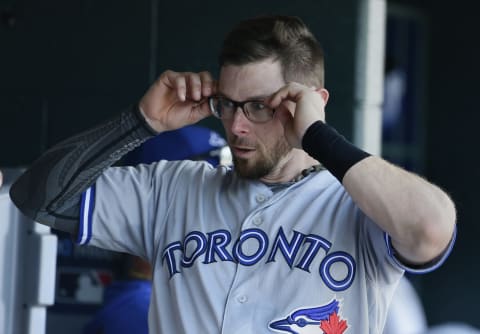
[{"xmin": 269, "ymin": 299, "xmax": 348, "ymax": 334}]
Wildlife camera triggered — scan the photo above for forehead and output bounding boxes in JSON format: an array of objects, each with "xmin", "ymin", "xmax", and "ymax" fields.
[{"xmin": 218, "ymin": 59, "xmax": 285, "ymax": 100}]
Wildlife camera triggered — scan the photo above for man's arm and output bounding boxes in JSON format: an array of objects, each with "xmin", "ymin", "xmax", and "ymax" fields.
[
  {"xmin": 300, "ymin": 120, "xmax": 456, "ymax": 266},
  {"xmin": 342, "ymin": 155, "xmax": 456, "ymax": 266},
  {"xmin": 9, "ymin": 106, "xmax": 157, "ymax": 234},
  {"xmin": 10, "ymin": 70, "xmax": 215, "ymax": 235}
]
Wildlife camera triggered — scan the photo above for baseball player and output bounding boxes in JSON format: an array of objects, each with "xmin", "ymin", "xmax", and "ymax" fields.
[{"xmin": 10, "ymin": 15, "xmax": 456, "ymax": 333}]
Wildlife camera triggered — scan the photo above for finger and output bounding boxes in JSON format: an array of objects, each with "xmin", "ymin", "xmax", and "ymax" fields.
[
  {"xmin": 199, "ymin": 98, "xmax": 213, "ymax": 117},
  {"xmin": 267, "ymin": 82, "xmax": 306, "ymax": 108},
  {"xmin": 192, "ymin": 99, "xmax": 213, "ymax": 122},
  {"xmin": 160, "ymin": 69, "xmax": 178, "ymax": 88},
  {"xmin": 199, "ymin": 71, "xmax": 215, "ymax": 97},
  {"xmin": 275, "ymin": 108, "xmax": 302, "ymax": 148},
  {"xmin": 185, "ymin": 73, "xmax": 202, "ymax": 101},
  {"xmin": 159, "ymin": 70, "xmax": 185, "ymax": 101},
  {"xmin": 275, "ymin": 106, "xmax": 294, "ymax": 129},
  {"xmin": 172, "ymin": 74, "xmax": 187, "ymax": 102}
]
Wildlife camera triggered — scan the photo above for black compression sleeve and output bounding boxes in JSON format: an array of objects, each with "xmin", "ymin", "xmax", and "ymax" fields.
[
  {"xmin": 302, "ymin": 121, "xmax": 371, "ymax": 182},
  {"xmin": 9, "ymin": 104, "xmax": 157, "ymax": 234}
]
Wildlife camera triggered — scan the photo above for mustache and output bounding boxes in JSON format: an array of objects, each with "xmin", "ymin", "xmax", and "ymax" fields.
[{"xmin": 229, "ymin": 136, "xmax": 256, "ymax": 148}]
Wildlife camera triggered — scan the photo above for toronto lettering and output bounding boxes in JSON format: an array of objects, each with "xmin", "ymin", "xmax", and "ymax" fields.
[{"xmin": 162, "ymin": 226, "xmax": 356, "ymax": 291}]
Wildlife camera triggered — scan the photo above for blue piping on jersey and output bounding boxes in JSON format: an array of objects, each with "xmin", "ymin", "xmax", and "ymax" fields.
[
  {"xmin": 77, "ymin": 184, "xmax": 95, "ymax": 245},
  {"xmin": 383, "ymin": 224, "xmax": 457, "ymax": 274}
]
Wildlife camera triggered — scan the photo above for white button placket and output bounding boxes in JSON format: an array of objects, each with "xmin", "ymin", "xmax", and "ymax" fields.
[
  {"xmin": 221, "ymin": 188, "xmax": 273, "ymax": 334},
  {"xmin": 251, "ymin": 192, "xmax": 268, "ymax": 227}
]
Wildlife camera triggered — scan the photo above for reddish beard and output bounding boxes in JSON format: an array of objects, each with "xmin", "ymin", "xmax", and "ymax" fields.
[{"xmin": 230, "ymin": 136, "xmax": 291, "ymax": 179}]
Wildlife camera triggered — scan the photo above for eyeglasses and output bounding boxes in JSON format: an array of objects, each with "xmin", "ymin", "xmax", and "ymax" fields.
[{"xmin": 208, "ymin": 95, "xmax": 275, "ymax": 123}]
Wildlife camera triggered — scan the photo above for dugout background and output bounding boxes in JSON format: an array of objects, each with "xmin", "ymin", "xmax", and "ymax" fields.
[{"xmin": 0, "ymin": 0, "xmax": 478, "ymax": 331}]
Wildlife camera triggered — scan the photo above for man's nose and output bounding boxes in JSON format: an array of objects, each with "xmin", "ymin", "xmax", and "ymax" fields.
[{"xmin": 230, "ymin": 107, "xmax": 251, "ymax": 135}]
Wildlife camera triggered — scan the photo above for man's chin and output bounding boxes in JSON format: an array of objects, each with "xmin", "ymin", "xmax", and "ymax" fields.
[{"xmin": 233, "ymin": 157, "xmax": 271, "ymax": 180}]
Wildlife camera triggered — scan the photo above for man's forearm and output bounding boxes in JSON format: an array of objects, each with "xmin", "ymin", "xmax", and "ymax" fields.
[
  {"xmin": 9, "ymin": 105, "xmax": 156, "ymax": 234},
  {"xmin": 342, "ymin": 156, "xmax": 456, "ymax": 265},
  {"xmin": 302, "ymin": 121, "xmax": 456, "ymax": 265}
]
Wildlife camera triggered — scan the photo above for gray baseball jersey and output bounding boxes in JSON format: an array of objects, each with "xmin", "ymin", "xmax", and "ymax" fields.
[{"xmin": 77, "ymin": 160, "xmax": 454, "ymax": 334}]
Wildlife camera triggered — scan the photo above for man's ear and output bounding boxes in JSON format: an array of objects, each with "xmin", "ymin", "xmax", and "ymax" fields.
[{"xmin": 316, "ymin": 88, "xmax": 330, "ymax": 106}]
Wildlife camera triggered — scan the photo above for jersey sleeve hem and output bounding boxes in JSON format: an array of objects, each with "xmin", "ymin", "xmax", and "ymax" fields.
[
  {"xmin": 76, "ymin": 184, "xmax": 96, "ymax": 245},
  {"xmin": 384, "ymin": 225, "xmax": 457, "ymax": 274}
]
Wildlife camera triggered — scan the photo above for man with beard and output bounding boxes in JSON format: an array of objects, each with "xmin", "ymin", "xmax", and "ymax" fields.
[{"xmin": 10, "ymin": 15, "xmax": 456, "ymax": 333}]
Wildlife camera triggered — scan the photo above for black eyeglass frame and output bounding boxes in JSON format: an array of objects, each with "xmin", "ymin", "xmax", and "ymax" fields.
[{"xmin": 208, "ymin": 95, "xmax": 275, "ymax": 123}]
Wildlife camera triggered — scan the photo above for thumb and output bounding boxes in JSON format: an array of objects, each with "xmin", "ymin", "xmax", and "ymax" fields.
[
  {"xmin": 275, "ymin": 108, "xmax": 301, "ymax": 148},
  {"xmin": 190, "ymin": 99, "xmax": 213, "ymax": 123}
]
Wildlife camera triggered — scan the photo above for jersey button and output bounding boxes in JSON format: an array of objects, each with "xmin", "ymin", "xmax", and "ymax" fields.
[
  {"xmin": 253, "ymin": 216, "xmax": 263, "ymax": 226},
  {"xmin": 237, "ymin": 295, "xmax": 248, "ymax": 303},
  {"xmin": 256, "ymin": 194, "xmax": 266, "ymax": 203}
]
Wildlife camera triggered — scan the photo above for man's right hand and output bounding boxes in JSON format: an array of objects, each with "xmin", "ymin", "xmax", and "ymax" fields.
[{"xmin": 139, "ymin": 70, "xmax": 216, "ymax": 133}]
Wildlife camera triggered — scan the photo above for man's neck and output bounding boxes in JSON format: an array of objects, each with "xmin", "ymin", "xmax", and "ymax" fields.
[{"xmin": 260, "ymin": 148, "xmax": 320, "ymax": 184}]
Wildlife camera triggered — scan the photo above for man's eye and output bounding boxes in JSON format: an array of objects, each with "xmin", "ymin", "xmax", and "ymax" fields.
[
  {"xmin": 221, "ymin": 99, "xmax": 235, "ymax": 108},
  {"xmin": 250, "ymin": 102, "xmax": 267, "ymax": 111}
]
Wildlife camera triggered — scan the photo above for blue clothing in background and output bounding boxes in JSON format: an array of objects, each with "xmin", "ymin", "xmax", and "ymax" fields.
[
  {"xmin": 123, "ymin": 124, "xmax": 228, "ymax": 166},
  {"xmin": 83, "ymin": 280, "xmax": 151, "ymax": 334}
]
